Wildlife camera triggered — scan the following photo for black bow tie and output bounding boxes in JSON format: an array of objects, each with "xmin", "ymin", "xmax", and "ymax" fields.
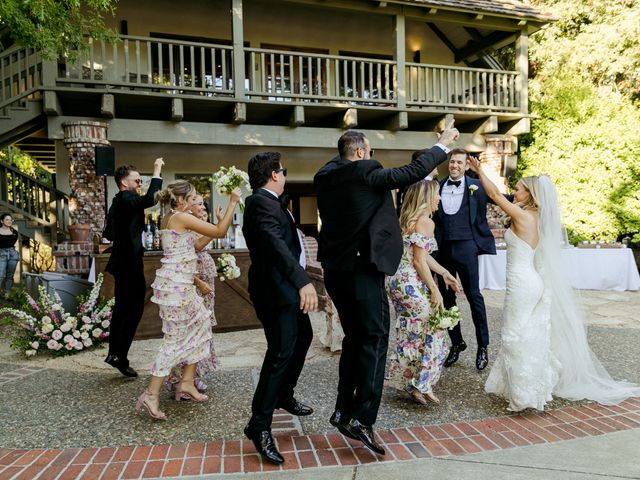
[{"xmin": 447, "ymin": 179, "xmax": 461, "ymax": 188}]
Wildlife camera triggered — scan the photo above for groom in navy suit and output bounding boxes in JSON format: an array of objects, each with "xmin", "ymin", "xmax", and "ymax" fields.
[{"xmin": 434, "ymin": 148, "xmax": 496, "ymax": 370}]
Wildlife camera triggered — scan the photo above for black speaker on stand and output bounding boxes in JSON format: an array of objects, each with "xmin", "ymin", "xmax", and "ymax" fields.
[
  {"xmin": 95, "ymin": 146, "xmax": 115, "ymax": 232},
  {"xmin": 95, "ymin": 146, "xmax": 115, "ymax": 176}
]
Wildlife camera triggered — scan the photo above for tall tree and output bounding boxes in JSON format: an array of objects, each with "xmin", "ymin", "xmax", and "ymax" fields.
[{"xmin": 0, "ymin": 0, "xmax": 118, "ymax": 60}]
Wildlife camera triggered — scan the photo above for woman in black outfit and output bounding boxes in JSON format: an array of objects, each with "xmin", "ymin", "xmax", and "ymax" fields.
[{"xmin": 0, "ymin": 213, "xmax": 20, "ymax": 295}]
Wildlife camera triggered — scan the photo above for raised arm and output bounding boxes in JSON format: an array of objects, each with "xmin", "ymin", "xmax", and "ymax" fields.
[
  {"xmin": 364, "ymin": 126, "xmax": 459, "ymax": 190},
  {"xmin": 175, "ymin": 188, "xmax": 241, "ymax": 238},
  {"xmin": 467, "ymin": 156, "xmax": 527, "ymax": 223}
]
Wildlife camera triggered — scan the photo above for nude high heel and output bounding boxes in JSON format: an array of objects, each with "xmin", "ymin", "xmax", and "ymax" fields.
[
  {"xmin": 175, "ymin": 378, "xmax": 209, "ymax": 402},
  {"xmin": 135, "ymin": 390, "xmax": 167, "ymax": 420}
]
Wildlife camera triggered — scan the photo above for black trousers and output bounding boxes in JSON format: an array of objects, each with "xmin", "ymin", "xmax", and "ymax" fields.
[
  {"xmin": 107, "ymin": 264, "xmax": 147, "ymax": 364},
  {"xmin": 436, "ymin": 239, "xmax": 489, "ymax": 348},
  {"xmin": 249, "ymin": 302, "xmax": 313, "ymax": 431},
  {"xmin": 324, "ymin": 264, "xmax": 389, "ymax": 426}
]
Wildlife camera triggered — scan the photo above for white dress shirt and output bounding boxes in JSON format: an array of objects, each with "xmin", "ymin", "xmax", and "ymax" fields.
[
  {"xmin": 260, "ymin": 188, "xmax": 306, "ymax": 269},
  {"xmin": 441, "ymin": 176, "xmax": 466, "ymax": 215}
]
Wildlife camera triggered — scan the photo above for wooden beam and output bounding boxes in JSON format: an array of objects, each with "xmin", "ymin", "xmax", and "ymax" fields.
[
  {"xmin": 394, "ymin": 13, "xmax": 406, "ymax": 109},
  {"xmin": 100, "ymin": 94, "xmax": 115, "ymax": 119},
  {"xmin": 470, "ymin": 115, "xmax": 498, "ymax": 134},
  {"xmin": 343, "ymin": 108, "xmax": 358, "ymax": 129},
  {"xmin": 171, "ymin": 98, "xmax": 184, "ymax": 122},
  {"xmin": 42, "ymin": 91, "xmax": 61, "ymax": 116},
  {"xmin": 427, "ymin": 23, "xmax": 460, "ymax": 58},
  {"xmin": 455, "ymin": 30, "xmax": 516, "ymax": 63},
  {"xmin": 385, "ymin": 111, "xmax": 408, "ymax": 131},
  {"xmin": 233, "ymin": 102, "xmax": 247, "ymax": 124},
  {"xmin": 290, "ymin": 106, "xmax": 305, "ymax": 127},
  {"xmin": 231, "ymin": 0, "xmax": 246, "ymax": 101},
  {"xmin": 499, "ymin": 117, "xmax": 530, "ymax": 135},
  {"xmin": 515, "ymin": 28, "xmax": 529, "ymax": 113}
]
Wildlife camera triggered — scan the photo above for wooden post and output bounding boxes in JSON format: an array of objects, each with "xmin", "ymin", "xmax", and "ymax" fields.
[
  {"xmin": 393, "ymin": 11, "xmax": 406, "ymax": 109},
  {"xmin": 515, "ymin": 27, "xmax": 528, "ymax": 113},
  {"xmin": 231, "ymin": 0, "xmax": 246, "ymax": 101}
]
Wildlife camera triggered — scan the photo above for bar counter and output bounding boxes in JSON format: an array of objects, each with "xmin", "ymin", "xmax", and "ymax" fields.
[{"xmin": 93, "ymin": 249, "xmax": 261, "ymax": 339}]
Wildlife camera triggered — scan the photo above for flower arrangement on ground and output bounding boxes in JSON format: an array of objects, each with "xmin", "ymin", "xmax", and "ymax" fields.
[
  {"xmin": 428, "ymin": 306, "xmax": 462, "ymax": 331},
  {"xmin": 216, "ymin": 253, "xmax": 241, "ymax": 282},
  {"xmin": 0, "ymin": 273, "xmax": 114, "ymax": 357},
  {"xmin": 212, "ymin": 166, "xmax": 250, "ymax": 212}
]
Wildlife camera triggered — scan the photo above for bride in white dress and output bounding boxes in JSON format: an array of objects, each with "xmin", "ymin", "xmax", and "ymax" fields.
[{"xmin": 468, "ymin": 157, "xmax": 640, "ymax": 412}]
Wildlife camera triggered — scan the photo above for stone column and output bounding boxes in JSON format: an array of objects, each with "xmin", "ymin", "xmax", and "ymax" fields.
[
  {"xmin": 482, "ymin": 135, "xmax": 516, "ymax": 236},
  {"xmin": 62, "ymin": 121, "xmax": 110, "ymax": 234}
]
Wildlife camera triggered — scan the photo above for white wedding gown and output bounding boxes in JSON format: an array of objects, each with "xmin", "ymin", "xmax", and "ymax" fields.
[{"xmin": 485, "ymin": 228, "xmax": 560, "ymax": 411}]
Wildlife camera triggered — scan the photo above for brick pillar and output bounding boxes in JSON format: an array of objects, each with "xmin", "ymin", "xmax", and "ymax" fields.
[
  {"xmin": 481, "ymin": 135, "xmax": 516, "ymax": 235},
  {"xmin": 62, "ymin": 121, "xmax": 110, "ymax": 235}
]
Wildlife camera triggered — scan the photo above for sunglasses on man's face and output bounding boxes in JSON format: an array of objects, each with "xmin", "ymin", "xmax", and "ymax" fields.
[{"xmin": 275, "ymin": 168, "xmax": 287, "ymax": 177}]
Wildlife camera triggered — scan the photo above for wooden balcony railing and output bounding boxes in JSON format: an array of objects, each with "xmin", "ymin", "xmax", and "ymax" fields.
[
  {"xmin": 1, "ymin": 35, "xmax": 522, "ymax": 114},
  {"xmin": 246, "ymin": 48, "xmax": 396, "ymax": 104},
  {"xmin": 58, "ymin": 35, "xmax": 235, "ymax": 96},
  {"xmin": 406, "ymin": 63, "xmax": 520, "ymax": 111},
  {"xmin": 0, "ymin": 163, "xmax": 69, "ymax": 237},
  {"xmin": 0, "ymin": 46, "xmax": 43, "ymax": 115}
]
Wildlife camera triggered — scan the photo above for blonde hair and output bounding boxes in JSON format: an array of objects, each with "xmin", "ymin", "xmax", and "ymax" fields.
[
  {"xmin": 155, "ymin": 180, "xmax": 196, "ymax": 209},
  {"xmin": 517, "ymin": 176, "xmax": 541, "ymax": 210},
  {"xmin": 399, "ymin": 180, "xmax": 439, "ymax": 233}
]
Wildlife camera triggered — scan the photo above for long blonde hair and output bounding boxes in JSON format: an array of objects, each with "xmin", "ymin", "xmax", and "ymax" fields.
[
  {"xmin": 155, "ymin": 180, "xmax": 196, "ymax": 210},
  {"xmin": 517, "ymin": 176, "xmax": 541, "ymax": 211},
  {"xmin": 399, "ymin": 180, "xmax": 439, "ymax": 233}
]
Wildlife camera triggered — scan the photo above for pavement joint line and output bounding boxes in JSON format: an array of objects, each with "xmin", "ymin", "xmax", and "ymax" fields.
[
  {"xmin": 0, "ymin": 366, "xmax": 47, "ymax": 384},
  {"xmin": 0, "ymin": 398, "xmax": 638, "ymax": 478}
]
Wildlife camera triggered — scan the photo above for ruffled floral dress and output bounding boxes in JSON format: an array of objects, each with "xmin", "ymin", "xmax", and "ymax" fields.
[
  {"xmin": 164, "ymin": 245, "xmax": 219, "ymax": 390},
  {"xmin": 150, "ymin": 230, "xmax": 213, "ymax": 377},
  {"xmin": 386, "ymin": 232, "xmax": 449, "ymax": 395}
]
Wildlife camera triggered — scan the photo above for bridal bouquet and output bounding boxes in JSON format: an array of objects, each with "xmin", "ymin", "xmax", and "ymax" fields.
[
  {"xmin": 216, "ymin": 253, "xmax": 241, "ymax": 281},
  {"xmin": 0, "ymin": 274, "xmax": 114, "ymax": 357},
  {"xmin": 428, "ymin": 306, "xmax": 462, "ymax": 331},
  {"xmin": 212, "ymin": 166, "xmax": 250, "ymax": 212}
]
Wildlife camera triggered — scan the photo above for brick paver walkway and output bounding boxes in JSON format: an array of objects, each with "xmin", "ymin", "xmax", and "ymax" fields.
[{"xmin": 1, "ymin": 398, "xmax": 639, "ymax": 479}]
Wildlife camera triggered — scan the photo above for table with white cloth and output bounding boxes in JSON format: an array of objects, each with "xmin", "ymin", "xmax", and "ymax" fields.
[{"xmin": 479, "ymin": 247, "xmax": 640, "ymax": 291}]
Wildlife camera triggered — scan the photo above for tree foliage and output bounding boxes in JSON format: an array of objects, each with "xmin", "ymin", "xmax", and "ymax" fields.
[
  {"xmin": 518, "ymin": 0, "xmax": 640, "ymax": 241},
  {"xmin": 0, "ymin": 0, "xmax": 118, "ymax": 60}
]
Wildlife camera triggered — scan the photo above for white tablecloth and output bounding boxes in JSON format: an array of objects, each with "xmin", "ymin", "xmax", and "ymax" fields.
[{"xmin": 479, "ymin": 248, "xmax": 640, "ymax": 291}]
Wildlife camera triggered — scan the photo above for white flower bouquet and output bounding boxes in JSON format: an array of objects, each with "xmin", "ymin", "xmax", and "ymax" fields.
[
  {"xmin": 212, "ymin": 166, "xmax": 250, "ymax": 212},
  {"xmin": 0, "ymin": 273, "xmax": 114, "ymax": 357},
  {"xmin": 215, "ymin": 253, "xmax": 241, "ymax": 281},
  {"xmin": 428, "ymin": 306, "xmax": 462, "ymax": 331}
]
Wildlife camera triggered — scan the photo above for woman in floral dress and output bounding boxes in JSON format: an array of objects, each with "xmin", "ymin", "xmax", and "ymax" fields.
[
  {"xmin": 165, "ymin": 194, "xmax": 221, "ymax": 398},
  {"xmin": 135, "ymin": 180, "xmax": 241, "ymax": 420},
  {"xmin": 387, "ymin": 180, "xmax": 460, "ymax": 405}
]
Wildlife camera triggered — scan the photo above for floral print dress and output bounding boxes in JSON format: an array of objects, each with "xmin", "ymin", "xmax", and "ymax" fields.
[
  {"xmin": 150, "ymin": 230, "xmax": 213, "ymax": 377},
  {"xmin": 164, "ymin": 247, "xmax": 219, "ymax": 390},
  {"xmin": 386, "ymin": 232, "xmax": 449, "ymax": 395}
]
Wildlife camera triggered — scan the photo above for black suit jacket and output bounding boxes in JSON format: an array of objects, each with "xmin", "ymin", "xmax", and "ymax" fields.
[
  {"xmin": 104, "ymin": 177, "xmax": 163, "ymax": 274},
  {"xmin": 243, "ymin": 188, "xmax": 311, "ymax": 308},
  {"xmin": 433, "ymin": 175, "xmax": 497, "ymax": 255},
  {"xmin": 314, "ymin": 146, "xmax": 448, "ymax": 275}
]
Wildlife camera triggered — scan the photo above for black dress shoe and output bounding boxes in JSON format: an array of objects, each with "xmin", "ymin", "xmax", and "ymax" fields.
[
  {"xmin": 343, "ymin": 419, "xmax": 385, "ymax": 455},
  {"xmin": 277, "ymin": 398, "xmax": 313, "ymax": 416},
  {"xmin": 244, "ymin": 426, "xmax": 284, "ymax": 465},
  {"xmin": 329, "ymin": 410, "xmax": 358, "ymax": 440},
  {"xmin": 444, "ymin": 342, "xmax": 467, "ymax": 367},
  {"xmin": 105, "ymin": 355, "xmax": 138, "ymax": 378},
  {"xmin": 476, "ymin": 346, "xmax": 489, "ymax": 370}
]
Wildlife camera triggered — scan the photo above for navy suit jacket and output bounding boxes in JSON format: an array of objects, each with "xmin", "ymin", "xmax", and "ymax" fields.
[
  {"xmin": 314, "ymin": 146, "xmax": 448, "ymax": 275},
  {"xmin": 243, "ymin": 188, "xmax": 310, "ymax": 308},
  {"xmin": 434, "ymin": 175, "xmax": 496, "ymax": 255}
]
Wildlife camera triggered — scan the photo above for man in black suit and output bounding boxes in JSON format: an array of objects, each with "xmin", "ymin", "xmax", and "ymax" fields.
[
  {"xmin": 242, "ymin": 152, "xmax": 318, "ymax": 465},
  {"xmin": 103, "ymin": 158, "xmax": 163, "ymax": 377},
  {"xmin": 433, "ymin": 148, "xmax": 497, "ymax": 370},
  {"xmin": 314, "ymin": 127, "xmax": 459, "ymax": 455}
]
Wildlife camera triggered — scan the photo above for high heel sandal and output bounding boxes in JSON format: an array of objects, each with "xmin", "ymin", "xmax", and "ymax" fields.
[
  {"xmin": 408, "ymin": 388, "xmax": 428, "ymax": 406},
  {"xmin": 135, "ymin": 390, "xmax": 167, "ymax": 420},
  {"xmin": 425, "ymin": 392, "xmax": 441, "ymax": 405},
  {"xmin": 175, "ymin": 378, "xmax": 209, "ymax": 402}
]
